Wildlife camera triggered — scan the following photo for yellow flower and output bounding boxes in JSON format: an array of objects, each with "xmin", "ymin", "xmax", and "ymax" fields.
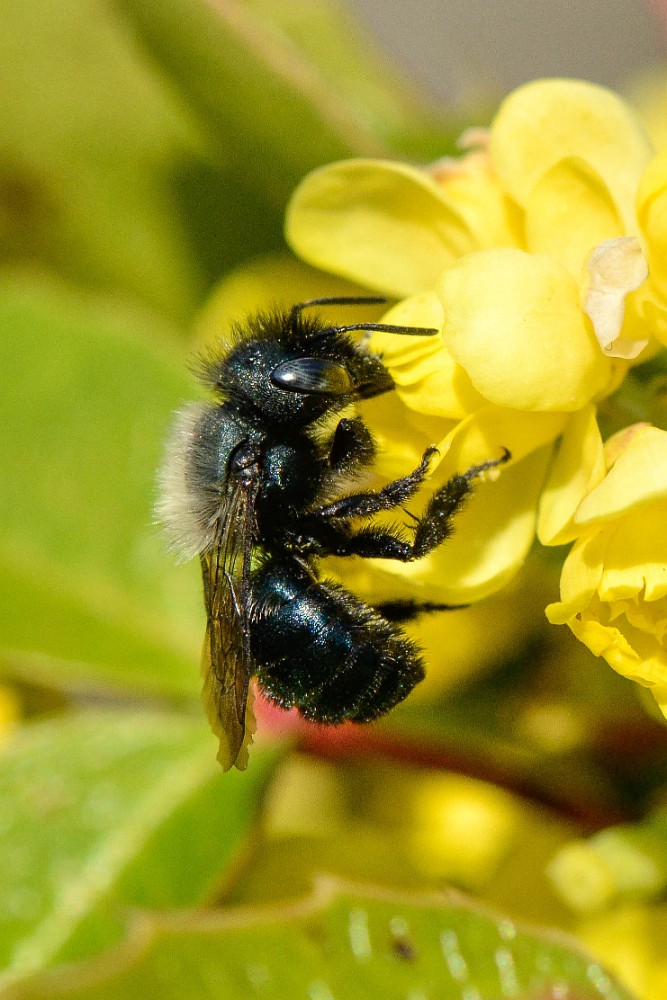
[
  {"xmin": 546, "ymin": 425, "xmax": 667, "ymax": 717},
  {"xmin": 286, "ymin": 79, "xmax": 666, "ymax": 603}
]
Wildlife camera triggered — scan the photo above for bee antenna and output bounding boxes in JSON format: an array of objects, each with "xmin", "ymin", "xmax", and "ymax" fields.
[
  {"xmin": 288, "ymin": 296, "xmax": 439, "ymax": 340},
  {"xmin": 322, "ymin": 322, "xmax": 439, "ymax": 338}
]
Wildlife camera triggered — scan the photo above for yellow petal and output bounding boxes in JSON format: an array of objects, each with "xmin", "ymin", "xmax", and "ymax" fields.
[
  {"xmin": 575, "ymin": 426, "xmax": 667, "ymax": 524},
  {"xmin": 538, "ymin": 405, "xmax": 606, "ymax": 545},
  {"xmin": 439, "ymin": 248, "xmax": 612, "ymax": 411},
  {"xmin": 637, "ymin": 149, "xmax": 667, "ymax": 303},
  {"xmin": 428, "ymin": 148, "xmax": 521, "ymax": 249},
  {"xmin": 525, "ymin": 157, "xmax": 623, "ymax": 277},
  {"xmin": 582, "ymin": 237, "xmax": 649, "ymax": 359},
  {"xmin": 368, "ymin": 291, "xmax": 445, "ymax": 368},
  {"xmin": 602, "ymin": 422, "xmax": 651, "ymax": 467},
  {"xmin": 598, "ymin": 509, "xmax": 667, "ymax": 601},
  {"xmin": 546, "ymin": 531, "xmax": 607, "ymax": 624},
  {"xmin": 627, "ymin": 70, "xmax": 667, "ymax": 152},
  {"xmin": 394, "ymin": 367, "xmax": 485, "ymax": 420},
  {"xmin": 616, "ymin": 285, "xmax": 667, "ymax": 359},
  {"xmin": 593, "ymin": 610, "xmax": 667, "ymax": 687},
  {"xmin": 569, "ymin": 612, "xmax": 654, "ymax": 683},
  {"xmin": 431, "ymin": 403, "xmax": 566, "ymax": 476},
  {"xmin": 285, "ymin": 159, "xmax": 473, "ymax": 297},
  {"xmin": 652, "ymin": 685, "xmax": 667, "ymax": 718},
  {"xmin": 639, "ymin": 291, "xmax": 667, "ymax": 348},
  {"xmin": 490, "ymin": 79, "xmax": 653, "ymax": 231},
  {"xmin": 369, "ymin": 293, "xmax": 486, "ymax": 419}
]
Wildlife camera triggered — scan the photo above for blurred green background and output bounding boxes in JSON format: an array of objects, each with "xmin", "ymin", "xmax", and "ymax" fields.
[{"xmin": 1, "ymin": 0, "xmax": 666, "ymax": 997}]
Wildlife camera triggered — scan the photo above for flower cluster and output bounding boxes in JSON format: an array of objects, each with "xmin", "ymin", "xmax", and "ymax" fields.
[{"xmin": 285, "ymin": 78, "xmax": 667, "ymax": 717}]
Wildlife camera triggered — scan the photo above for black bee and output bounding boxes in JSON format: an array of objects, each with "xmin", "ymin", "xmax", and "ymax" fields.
[{"xmin": 158, "ymin": 296, "xmax": 508, "ymax": 770}]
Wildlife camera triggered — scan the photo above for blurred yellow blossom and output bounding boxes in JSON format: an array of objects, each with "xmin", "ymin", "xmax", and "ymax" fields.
[
  {"xmin": 577, "ymin": 904, "xmax": 667, "ymax": 1000},
  {"xmin": 626, "ymin": 71, "xmax": 667, "ymax": 154},
  {"xmin": 408, "ymin": 772, "xmax": 523, "ymax": 886},
  {"xmin": 548, "ymin": 803, "xmax": 667, "ymax": 914},
  {"xmin": 0, "ymin": 686, "xmax": 19, "ymax": 741}
]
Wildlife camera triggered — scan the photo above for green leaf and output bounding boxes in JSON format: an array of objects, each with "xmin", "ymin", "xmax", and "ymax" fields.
[
  {"xmin": 4, "ymin": 878, "xmax": 637, "ymax": 999},
  {"xmin": 0, "ymin": 711, "xmax": 281, "ymax": 983},
  {"xmin": 117, "ymin": 0, "xmax": 455, "ymax": 209},
  {"xmin": 0, "ymin": 275, "xmax": 201, "ymax": 696}
]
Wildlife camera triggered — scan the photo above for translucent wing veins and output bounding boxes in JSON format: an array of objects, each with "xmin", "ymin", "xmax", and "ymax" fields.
[{"xmin": 199, "ymin": 447, "xmax": 260, "ymax": 770}]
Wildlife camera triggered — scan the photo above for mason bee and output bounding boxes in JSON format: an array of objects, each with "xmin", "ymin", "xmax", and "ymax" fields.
[{"xmin": 158, "ymin": 297, "xmax": 508, "ymax": 769}]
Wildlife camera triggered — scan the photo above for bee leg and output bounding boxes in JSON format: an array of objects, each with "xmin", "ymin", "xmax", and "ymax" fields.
[
  {"xmin": 375, "ymin": 600, "xmax": 467, "ymax": 622},
  {"xmin": 411, "ymin": 451, "xmax": 509, "ymax": 559},
  {"xmin": 316, "ymin": 446, "xmax": 438, "ymax": 520},
  {"xmin": 324, "ymin": 451, "xmax": 510, "ymax": 562},
  {"xmin": 327, "ymin": 417, "xmax": 376, "ymax": 475}
]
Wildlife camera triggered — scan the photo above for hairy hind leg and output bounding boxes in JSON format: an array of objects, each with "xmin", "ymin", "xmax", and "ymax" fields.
[
  {"xmin": 375, "ymin": 600, "xmax": 467, "ymax": 622},
  {"xmin": 325, "ymin": 449, "xmax": 511, "ymax": 562}
]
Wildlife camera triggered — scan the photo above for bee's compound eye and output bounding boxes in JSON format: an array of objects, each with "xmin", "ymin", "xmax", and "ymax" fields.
[{"xmin": 271, "ymin": 357, "xmax": 353, "ymax": 395}]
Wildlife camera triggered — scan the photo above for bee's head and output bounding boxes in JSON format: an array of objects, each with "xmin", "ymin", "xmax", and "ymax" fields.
[{"xmin": 197, "ymin": 309, "xmax": 394, "ymax": 428}]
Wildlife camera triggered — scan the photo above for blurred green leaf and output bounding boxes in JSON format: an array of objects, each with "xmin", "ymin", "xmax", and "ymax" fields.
[
  {"xmin": 0, "ymin": 275, "xmax": 201, "ymax": 696},
  {"xmin": 117, "ymin": 0, "xmax": 456, "ymax": 210},
  {"xmin": 0, "ymin": 712, "xmax": 281, "ymax": 982},
  {"xmin": 383, "ymin": 699, "xmax": 624, "ymax": 827},
  {"xmin": 243, "ymin": 0, "xmax": 460, "ymax": 158},
  {"xmin": 0, "ymin": 0, "xmax": 215, "ymax": 320},
  {"xmin": 4, "ymin": 877, "xmax": 636, "ymax": 999},
  {"xmin": 0, "ymin": 0, "xmax": 459, "ymax": 324}
]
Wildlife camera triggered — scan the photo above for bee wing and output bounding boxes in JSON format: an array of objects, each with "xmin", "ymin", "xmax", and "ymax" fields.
[{"xmin": 200, "ymin": 477, "xmax": 258, "ymax": 771}]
